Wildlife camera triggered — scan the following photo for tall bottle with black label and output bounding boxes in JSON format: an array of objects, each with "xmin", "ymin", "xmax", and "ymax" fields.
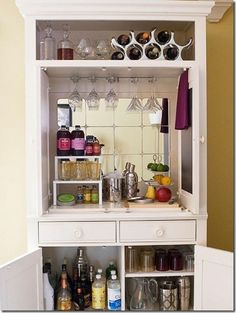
[
  {"xmin": 71, "ymin": 125, "xmax": 85, "ymax": 156},
  {"xmin": 57, "ymin": 125, "xmax": 71, "ymax": 156}
]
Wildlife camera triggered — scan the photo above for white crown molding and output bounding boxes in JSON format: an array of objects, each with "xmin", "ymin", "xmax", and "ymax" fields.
[
  {"xmin": 207, "ymin": 0, "xmax": 233, "ymax": 22},
  {"xmin": 15, "ymin": 0, "xmax": 214, "ymax": 19}
]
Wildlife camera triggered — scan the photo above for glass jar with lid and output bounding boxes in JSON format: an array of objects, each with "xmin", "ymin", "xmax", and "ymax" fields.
[
  {"xmin": 40, "ymin": 24, "xmax": 56, "ymax": 60},
  {"xmin": 57, "ymin": 24, "xmax": 74, "ymax": 60}
]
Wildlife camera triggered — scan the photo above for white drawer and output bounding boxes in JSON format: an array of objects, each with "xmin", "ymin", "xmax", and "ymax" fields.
[
  {"xmin": 120, "ymin": 220, "xmax": 195, "ymax": 242},
  {"xmin": 39, "ymin": 221, "xmax": 116, "ymax": 244}
]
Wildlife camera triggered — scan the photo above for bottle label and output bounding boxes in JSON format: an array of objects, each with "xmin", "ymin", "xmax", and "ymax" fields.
[
  {"xmin": 85, "ymin": 144, "xmax": 93, "ymax": 155},
  {"xmin": 57, "ymin": 299, "xmax": 72, "ymax": 310},
  {"xmin": 92, "ymin": 286, "xmax": 106, "ymax": 309},
  {"xmin": 91, "ymin": 193, "xmax": 99, "ymax": 203},
  {"xmin": 57, "ymin": 138, "xmax": 70, "ymax": 151},
  {"xmin": 72, "ymin": 138, "xmax": 85, "ymax": 150},
  {"xmin": 108, "ymin": 288, "xmax": 121, "ymax": 310}
]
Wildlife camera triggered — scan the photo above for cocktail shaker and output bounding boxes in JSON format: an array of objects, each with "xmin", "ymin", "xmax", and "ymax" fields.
[
  {"xmin": 177, "ymin": 277, "xmax": 190, "ymax": 310},
  {"xmin": 125, "ymin": 164, "xmax": 138, "ymax": 199}
]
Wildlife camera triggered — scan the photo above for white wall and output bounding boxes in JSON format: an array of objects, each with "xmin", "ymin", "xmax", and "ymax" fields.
[{"xmin": 0, "ymin": 0, "xmax": 27, "ymax": 264}]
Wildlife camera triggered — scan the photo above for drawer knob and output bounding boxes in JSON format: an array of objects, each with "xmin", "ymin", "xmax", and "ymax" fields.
[
  {"xmin": 155, "ymin": 228, "xmax": 164, "ymax": 237},
  {"xmin": 74, "ymin": 229, "xmax": 82, "ymax": 239}
]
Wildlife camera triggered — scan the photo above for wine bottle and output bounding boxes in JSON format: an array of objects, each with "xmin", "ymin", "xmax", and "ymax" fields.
[
  {"xmin": 163, "ymin": 45, "xmax": 179, "ymax": 60},
  {"xmin": 136, "ymin": 32, "xmax": 150, "ymax": 44},
  {"xmin": 127, "ymin": 45, "xmax": 142, "ymax": 60},
  {"xmin": 145, "ymin": 44, "xmax": 161, "ymax": 59},
  {"xmin": 156, "ymin": 30, "xmax": 171, "ymax": 45},
  {"xmin": 117, "ymin": 34, "xmax": 130, "ymax": 46},
  {"xmin": 111, "ymin": 51, "xmax": 125, "ymax": 60}
]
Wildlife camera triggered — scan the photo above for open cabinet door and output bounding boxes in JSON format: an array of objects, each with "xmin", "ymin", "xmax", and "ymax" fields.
[
  {"xmin": 0, "ymin": 249, "xmax": 43, "ymax": 311},
  {"xmin": 194, "ymin": 245, "xmax": 233, "ymax": 310},
  {"xmin": 178, "ymin": 67, "xmax": 200, "ymax": 214}
]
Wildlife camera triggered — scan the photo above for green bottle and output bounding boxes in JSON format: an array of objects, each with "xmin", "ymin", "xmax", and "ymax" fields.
[{"xmin": 106, "ymin": 261, "xmax": 117, "ymax": 280}]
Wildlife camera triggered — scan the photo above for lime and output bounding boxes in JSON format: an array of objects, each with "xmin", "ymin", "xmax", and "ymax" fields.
[
  {"xmin": 147, "ymin": 162, "xmax": 153, "ymax": 169},
  {"xmin": 151, "ymin": 163, "xmax": 158, "ymax": 171},
  {"xmin": 156, "ymin": 163, "xmax": 165, "ymax": 172},
  {"xmin": 163, "ymin": 164, "xmax": 169, "ymax": 172}
]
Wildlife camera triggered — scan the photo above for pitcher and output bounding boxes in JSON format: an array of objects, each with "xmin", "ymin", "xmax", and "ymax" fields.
[{"xmin": 130, "ymin": 278, "xmax": 158, "ymax": 311}]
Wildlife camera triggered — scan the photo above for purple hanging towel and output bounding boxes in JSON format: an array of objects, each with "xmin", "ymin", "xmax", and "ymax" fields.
[
  {"xmin": 160, "ymin": 98, "xmax": 168, "ymax": 133},
  {"xmin": 175, "ymin": 70, "xmax": 190, "ymax": 130}
]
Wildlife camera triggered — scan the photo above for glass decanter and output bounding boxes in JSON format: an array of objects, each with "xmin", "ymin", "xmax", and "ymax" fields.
[
  {"xmin": 57, "ymin": 24, "xmax": 74, "ymax": 60},
  {"xmin": 40, "ymin": 24, "xmax": 56, "ymax": 60}
]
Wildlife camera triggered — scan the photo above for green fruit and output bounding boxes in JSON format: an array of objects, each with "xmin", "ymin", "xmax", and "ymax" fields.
[
  {"xmin": 156, "ymin": 163, "xmax": 165, "ymax": 172},
  {"xmin": 147, "ymin": 163, "xmax": 153, "ymax": 169},
  {"xmin": 151, "ymin": 163, "xmax": 158, "ymax": 171},
  {"xmin": 163, "ymin": 164, "xmax": 169, "ymax": 172}
]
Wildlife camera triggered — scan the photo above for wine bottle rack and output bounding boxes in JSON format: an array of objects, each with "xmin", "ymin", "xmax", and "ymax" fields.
[{"xmin": 111, "ymin": 29, "xmax": 193, "ymax": 61}]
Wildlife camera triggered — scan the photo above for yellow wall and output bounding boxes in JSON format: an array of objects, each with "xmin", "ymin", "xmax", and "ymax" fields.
[
  {"xmin": 0, "ymin": 1, "xmax": 234, "ymax": 264},
  {"xmin": 206, "ymin": 7, "xmax": 234, "ymax": 252},
  {"xmin": 0, "ymin": 0, "xmax": 27, "ymax": 264}
]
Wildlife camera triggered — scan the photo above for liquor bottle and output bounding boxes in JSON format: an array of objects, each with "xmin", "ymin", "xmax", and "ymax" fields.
[
  {"xmin": 73, "ymin": 280, "xmax": 85, "ymax": 311},
  {"xmin": 40, "ymin": 25, "xmax": 56, "ymax": 60},
  {"xmin": 117, "ymin": 34, "xmax": 130, "ymax": 46},
  {"xmin": 43, "ymin": 265, "xmax": 54, "ymax": 310},
  {"xmin": 127, "ymin": 45, "xmax": 142, "ymax": 60},
  {"xmin": 163, "ymin": 45, "xmax": 179, "ymax": 60},
  {"xmin": 107, "ymin": 274, "xmax": 121, "ymax": 311},
  {"xmin": 106, "ymin": 261, "xmax": 117, "ymax": 280},
  {"xmin": 136, "ymin": 32, "xmax": 150, "ymax": 44},
  {"xmin": 74, "ymin": 248, "xmax": 88, "ymax": 279},
  {"xmin": 81, "ymin": 274, "xmax": 91, "ymax": 308},
  {"xmin": 111, "ymin": 51, "xmax": 125, "ymax": 60},
  {"xmin": 61, "ymin": 261, "xmax": 73, "ymax": 292},
  {"xmin": 145, "ymin": 44, "xmax": 161, "ymax": 59},
  {"xmin": 57, "ymin": 125, "xmax": 71, "ymax": 156},
  {"xmin": 57, "ymin": 24, "xmax": 74, "ymax": 60},
  {"xmin": 156, "ymin": 30, "xmax": 171, "ymax": 45},
  {"xmin": 88, "ymin": 265, "xmax": 95, "ymax": 301},
  {"xmin": 56, "ymin": 271, "xmax": 72, "ymax": 311},
  {"xmin": 71, "ymin": 125, "xmax": 85, "ymax": 156},
  {"xmin": 92, "ymin": 274, "xmax": 106, "ymax": 310}
]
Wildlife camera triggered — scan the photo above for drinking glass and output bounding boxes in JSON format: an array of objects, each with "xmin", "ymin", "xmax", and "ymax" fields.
[
  {"xmin": 95, "ymin": 40, "xmax": 110, "ymax": 59},
  {"xmin": 105, "ymin": 76, "xmax": 119, "ymax": 109},
  {"xmin": 126, "ymin": 246, "xmax": 139, "ymax": 272},
  {"xmin": 140, "ymin": 248, "xmax": 155, "ymax": 272},
  {"xmin": 127, "ymin": 78, "xmax": 143, "ymax": 112},
  {"xmin": 86, "ymin": 76, "xmax": 100, "ymax": 110},
  {"xmin": 75, "ymin": 38, "xmax": 93, "ymax": 59},
  {"xmin": 68, "ymin": 76, "xmax": 83, "ymax": 111}
]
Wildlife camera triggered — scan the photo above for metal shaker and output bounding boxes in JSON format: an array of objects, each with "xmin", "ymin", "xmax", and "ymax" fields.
[
  {"xmin": 159, "ymin": 280, "xmax": 178, "ymax": 311},
  {"xmin": 122, "ymin": 162, "xmax": 131, "ymax": 199},
  {"xmin": 177, "ymin": 277, "xmax": 190, "ymax": 310},
  {"xmin": 125, "ymin": 164, "xmax": 138, "ymax": 199}
]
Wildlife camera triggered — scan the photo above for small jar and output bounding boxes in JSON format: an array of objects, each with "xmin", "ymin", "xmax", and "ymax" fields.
[
  {"xmin": 83, "ymin": 187, "xmax": 91, "ymax": 203},
  {"xmin": 93, "ymin": 138, "xmax": 101, "ymax": 156},
  {"xmin": 91, "ymin": 185, "xmax": 99, "ymax": 204},
  {"xmin": 76, "ymin": 186, "xmax": 84, "ymax": 204},
  {"xmin": 85, "ymin": 135, "xmax": 94, "ymax": 156},
  {"xmin": 169, "ymin": 251, "xmax": 183, "ymax": 271}
]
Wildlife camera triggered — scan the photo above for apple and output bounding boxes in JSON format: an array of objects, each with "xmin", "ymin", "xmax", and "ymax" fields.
[{"xmin": 155, "ymin": 187, "xmax": 172, "ymax": 202}]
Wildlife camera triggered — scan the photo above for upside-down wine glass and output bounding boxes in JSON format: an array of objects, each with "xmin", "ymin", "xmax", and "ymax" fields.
[{"xmin": 68, "ymin": 76, "xmax": 83, "ymax": 112}]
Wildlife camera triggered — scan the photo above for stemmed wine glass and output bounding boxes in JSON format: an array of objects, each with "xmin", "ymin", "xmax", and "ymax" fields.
[
  {"xmin": 105, "ymin": 76, "xmax": 119, "ymax": 109},
  {"xmin": 86, "ymin": 75, "xmax": 100, "ymax": 110},
  {"xmin": 127, "ymin": 78, "xmax": 143, "ymax": 112},
  {"xmin": 68, "ymin": 76, "xmax": 83, "ymax": 112},
  {"xmin": 143, "ymin": 77, "xmax": 162, "ymax": 112}
]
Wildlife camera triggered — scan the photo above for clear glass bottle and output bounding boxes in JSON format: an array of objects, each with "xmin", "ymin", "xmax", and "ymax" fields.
[
  {"xmin": 40, "ymin": 25, "xmax": 56, "ymax": 60},
  {"xmin": 56, "ymin": 271, "xmax": 72, "ymax": 311},
  {"xmin": 57, "ymin": 24, "xmax": 74, "ymax": 60}
]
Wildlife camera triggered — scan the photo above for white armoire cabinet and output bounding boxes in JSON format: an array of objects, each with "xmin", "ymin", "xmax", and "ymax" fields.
[{"xmin": 0, "ymin": 0, "xmax": 233, "ymax": 311}]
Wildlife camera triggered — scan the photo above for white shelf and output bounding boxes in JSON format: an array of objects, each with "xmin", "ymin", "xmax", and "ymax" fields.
[
  {"xmin": 55, "ymin": 155, "xmax": 102, "ymax": 161},
  {"xmin": 125, "ymin": 270, "xmax": 194, "ymax": 278},
  {"xmin": 53, "ymin": 180, "xmax": 102, "ymax": 184}
]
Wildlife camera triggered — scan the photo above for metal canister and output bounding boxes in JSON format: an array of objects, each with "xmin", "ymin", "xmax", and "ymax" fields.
[
  {"xmin": 159, "ymin": 280, "xmax": 178, "ymax": 311},
  {"xmin": 103, "ymin": 177, "xmax": 124, "ymax": 202},
  {"xmin": 125, "ymin": 164, "xmax": 138, "ymax": 199},
  {"xmin": 177, "ymin": 277, "xmax": 190, "ymax": 310}
]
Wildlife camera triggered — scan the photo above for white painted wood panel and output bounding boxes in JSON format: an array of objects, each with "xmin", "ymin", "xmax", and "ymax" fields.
[
  {"xmin": 39, "ymin": 221, "xmax": 116, "ymax": 244},
  {"xmin": 0, "ymin": 249, "xmax": 43, "ymax": 311},
  {"xmin": 194, "ymin": 245, "xmax": 233, "ymax": 310},
  {"xmin": 119, "ymin": 220, "xmax": 195, "ymax": 242}
]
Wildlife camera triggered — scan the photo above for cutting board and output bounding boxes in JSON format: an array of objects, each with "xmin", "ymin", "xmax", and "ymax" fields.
[{"xmin": 124, "ymin": 201, "xmax": 180, "ymax": 209}]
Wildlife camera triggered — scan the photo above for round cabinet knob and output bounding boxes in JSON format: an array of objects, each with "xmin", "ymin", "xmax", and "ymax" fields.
[
  {"xmin": 155, "ymin": 228, "xmax": 164, "ymax": 237},
  {"xmin": 200, "ymin": 136, "xmax": 205, "ymax": 144},
  {"xmin": 74, "ymin": 228, "xmax": 82, "ymax": 239}
]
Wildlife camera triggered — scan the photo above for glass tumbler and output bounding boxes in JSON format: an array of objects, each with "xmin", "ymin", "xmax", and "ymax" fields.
[
  {"xmin": 126, "ymin": 246, "xmax": 139, "ymax": 272},
  {"xmin": 169, "ymin": 250, "xmax": 183, "ymax": 271},
  {"xmin": 155, "ymin": 249, "xmax": 169, "ymax": 271},
  {"xmin": 140, "ymin": 248, "xmax": 155, "ymax": 272}
]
